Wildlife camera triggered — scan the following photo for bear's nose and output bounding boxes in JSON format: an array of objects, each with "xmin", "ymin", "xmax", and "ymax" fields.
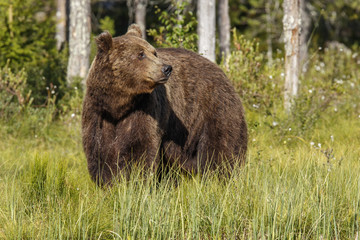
[{"xmin": 162, "ymin": 65, "xmax": 172, "ymax": 77}]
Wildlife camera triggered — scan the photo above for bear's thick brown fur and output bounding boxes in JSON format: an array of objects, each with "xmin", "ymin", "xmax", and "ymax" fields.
[{"xmin": 82, "ymin": 24, "xmax": 247, "ymax": 185}]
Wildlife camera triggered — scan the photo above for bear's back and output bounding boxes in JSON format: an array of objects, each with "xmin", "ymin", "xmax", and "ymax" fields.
[{"xmin": 155, "ymin": 48, "xmax": 247, "ymax": 168}]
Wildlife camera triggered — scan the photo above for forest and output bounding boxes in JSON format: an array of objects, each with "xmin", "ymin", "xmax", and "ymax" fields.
[{"xmin": 0, "ymin": 0, "xmax": 360, "ymax": 239}]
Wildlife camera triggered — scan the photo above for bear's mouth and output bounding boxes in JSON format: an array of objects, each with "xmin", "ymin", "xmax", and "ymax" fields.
[{"xmin": 157, "ymin": 77, "xmax": 169, "ymax": 84}]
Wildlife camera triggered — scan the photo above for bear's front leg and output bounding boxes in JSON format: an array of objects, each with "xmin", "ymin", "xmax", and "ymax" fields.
[{"xmin": 98, "ymin": 113, "xmax": 162, "ymax": 184}]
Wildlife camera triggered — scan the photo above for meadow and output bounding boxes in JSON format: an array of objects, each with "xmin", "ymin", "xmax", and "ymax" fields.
[
  {"xmin": 0, "ymin": 96, "xmax": 359, "ymax": 239},
  {"xmin": 1, "ymin": 36, "xmax": 360, "ymax": 239}
]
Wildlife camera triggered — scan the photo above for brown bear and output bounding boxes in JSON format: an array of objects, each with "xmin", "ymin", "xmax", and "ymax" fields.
[{"xmin": 82, "ymin": 24, "xmax": 247, "ymax": 185}]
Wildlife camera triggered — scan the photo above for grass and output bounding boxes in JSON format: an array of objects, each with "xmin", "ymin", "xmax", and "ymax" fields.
[{"xmin": 0, "ymin": 111, "xmax": 359, "ymax": 239}]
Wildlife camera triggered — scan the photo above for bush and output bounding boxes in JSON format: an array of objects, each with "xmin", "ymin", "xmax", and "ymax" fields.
[
  {"xmin": 0, "ymin": 0, "xmax": 67, "ymax": 105},
  {"xmin": 223, "ymin": 30, "xmax": 360, "ymax": 139},
  {"xmin": 148, "ymin": 1, "xmax": 198, "ymax": 51},
  {"xmin": 0, "ymin": 62, "xmax": 31, "ymax": 118},
  {"xmin": 223, "ymin": 30, "xmax": 283, "ymax": 113}
]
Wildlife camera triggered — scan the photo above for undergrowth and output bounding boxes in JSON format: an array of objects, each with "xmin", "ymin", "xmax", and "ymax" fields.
[{"xmin": 0, "ymin": 110, "xmax": 359, "ymax": 239}]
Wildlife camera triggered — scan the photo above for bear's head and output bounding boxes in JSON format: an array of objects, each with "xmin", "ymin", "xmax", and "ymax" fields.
[{"xmin": 87, "ymin": 24, "xmax": 172, "ymax": 119}]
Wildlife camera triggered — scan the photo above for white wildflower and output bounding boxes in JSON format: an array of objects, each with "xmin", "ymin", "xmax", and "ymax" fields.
[{"xmin": 335, "ymin": 79, "xmax": 343, "ymax": 84}]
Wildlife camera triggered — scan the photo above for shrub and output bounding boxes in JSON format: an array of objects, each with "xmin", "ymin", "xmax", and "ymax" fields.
[
  {"xmin": 224, "ymin": 31, "xmax": 283, "ymax": 112},
  {"xmin": 0, "ymin": 62, "xmax": 32, "ymax": 118},
  {"xmin": 148, "ymin": 1, "xmax": 198, "ymax": 51},
  {"xmin": 223, "ymin": 30, "xmax": 360, "ymax": 139},
  {"xmin": 0, "ymin": 0, "xmax": 67, "ymax": 105}
]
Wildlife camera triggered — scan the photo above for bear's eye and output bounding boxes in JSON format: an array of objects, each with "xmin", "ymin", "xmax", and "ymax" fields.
[
  {"xmin": 138, "ymin": 52, "xmax": 146, "ymax": 60},
  {"xmin": 154, "ymin": 51, "xmax": 158, "ymax": 57}
]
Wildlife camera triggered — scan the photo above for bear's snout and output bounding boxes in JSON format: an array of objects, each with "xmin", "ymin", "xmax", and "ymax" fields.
[{"xmin": 162, "ymin": 65, "xmax": 172, "ymax": 78}]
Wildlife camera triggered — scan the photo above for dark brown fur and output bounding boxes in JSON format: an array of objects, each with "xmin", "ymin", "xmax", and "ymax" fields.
[{"xmin": 82, "ymin": 24, "xmax": 247, "ymax": 185}]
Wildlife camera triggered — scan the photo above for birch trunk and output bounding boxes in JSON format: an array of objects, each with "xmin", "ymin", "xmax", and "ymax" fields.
[
  {"xmin": 300, "ymin": 0, "xmax": 311, "ymax": 73},
  {"xmin": 266, "ymin": 0, "xmax": 273, "ymax": 66},
  {"xmin": 218, "ymin": 0, "xmax": 230, "ymax": 60},
  {"xmin": 197, "ymin": 0, "xmax": 216, "ymax": 62},
  {"xmin": 135, "ymin": 0, "xmax": 148, "ymax": 39},
  {"xmin": 67, "ymin": 0, "xmax": 91, "ymax": 85},
  {"xmin": 127, "ymin": 0, "xmax": 134, "ymax": 25},
  {"xmin": 283, "ymin": 0, "xmax": 300, "ymax": 112},
  {"xmin": 55, "ymin": 0, "xmax": 67, "ymax": 50}
]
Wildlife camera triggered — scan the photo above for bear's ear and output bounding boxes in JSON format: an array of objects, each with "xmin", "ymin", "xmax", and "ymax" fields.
[
  {"xmin": 126, "ymin": 24, "xmax": 143, "ymax": 38},
  {"xmin": 96, "ymin": 31, "xmax": 113, "ymax": 53}
]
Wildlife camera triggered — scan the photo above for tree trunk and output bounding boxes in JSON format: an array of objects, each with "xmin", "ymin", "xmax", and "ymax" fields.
[
  {"xmin": 67, "ymin": 0, "xmax": 91, "ymax": 85},
  {"xmin": 218, "ymin": 0, "xmax": 230, "ymax": 60},
  {"xmin": 56, "ymin": 0, "xmax": 67, "ymax": 51},
  {"xmin": 127, "ymin": 0, "xmax": 134, "ymax": 25},
  {"xmin": 266, "ymin": 0, "xmax": 273, "ymax": 66},
  {"xmin": 197, "ymin": 0, "xmax": 216, "ymax": 62},
  {"xmin": 135, "ymin": 0, "xmax": 148, "ymax": 39},
  {"xmin": 300, "ymin": 0, "xmax": 311, "ymax": 73},
  {"xmin": 283, "ymin": 0, "xmax": 300, "ymax": 112}
]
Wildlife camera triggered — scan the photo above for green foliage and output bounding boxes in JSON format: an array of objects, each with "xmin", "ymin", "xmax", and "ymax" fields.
[
  {"xmin": 0, "ymin": 63, "xmax": 63, "ymax": 136},
  {"xmin": 223, "ymin": 30, "xmax": 360, "ymax": 140},
  {"xmin": 229, "ymin": 0, "xmax": 360, "ymax": 54},
  {"xmin": 313, "ymin": 1, "xmax": 360, "ymax": 47},
  {"xmin": 148, "ymin": 1, "xmax": 198, "ymax": 51},
  {"xmin": 223, "ymin": 29, "xmax": 283, "ymax": 114},
  {"xmin": 0, "ymin": 0, "xmax": 67, "ymax": 105},
  {"xmin": 281, "ymin": 46, "xmax": 360, "ymax": 137},
  {"xmin": 99, "ymin": 16, "xmax": 115, "ymax": 36},
  {"xmin": 229, "ymin": 0, "xmax": 284, "ymax": 52},
  {"xmin": 90, "ymin": 16, "xmax": 116, "ymax": 65},
  {"xmin": 58, "ymin": 79, "xmax": 84, "ymax": 123},
  {"xmin": 90, "ymin": 34, "xmax": 98, "ymax": 64},
  {"xmin": 0, "ymin": 62, "xmax": 32, "ymax": 118},
  {"xmin": 0, "ymin": 66, "xmax": 58, "ymax": 137}
]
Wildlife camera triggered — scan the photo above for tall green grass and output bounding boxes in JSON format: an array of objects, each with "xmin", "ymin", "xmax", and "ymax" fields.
[{"xmin": 0, "ymin": 112, "xmax": 359, "ymax": 239}]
